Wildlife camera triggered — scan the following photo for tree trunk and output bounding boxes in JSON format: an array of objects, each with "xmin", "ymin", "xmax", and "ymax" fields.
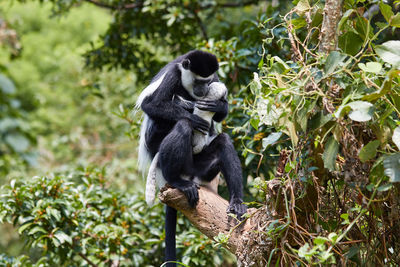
[{"xmin": 319, "ymin": 0, "xmax": 343, "ymax": 53}]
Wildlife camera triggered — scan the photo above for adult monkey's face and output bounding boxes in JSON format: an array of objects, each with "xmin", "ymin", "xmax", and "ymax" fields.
[{"xmin": 180, "ymin": 57, "xmax": 216, "ymax": 99}]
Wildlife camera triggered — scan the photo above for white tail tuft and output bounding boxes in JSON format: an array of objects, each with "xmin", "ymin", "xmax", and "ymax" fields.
[
  {"xmin": 145, "ymin": 153, "xmax": 159, "ymax": 206},
  {"xmin": 138, "ymin": 115, "xmax": 152, "ymax": 177}
]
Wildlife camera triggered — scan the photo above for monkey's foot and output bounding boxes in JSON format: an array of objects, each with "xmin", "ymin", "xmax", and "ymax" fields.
[
  {"xmin": 170, "ymin": 180, "xmax": 200, "ymax": 208},
  {"xmin": 227, "ymin": 198, "xmax": 247, "ymax": 220}
]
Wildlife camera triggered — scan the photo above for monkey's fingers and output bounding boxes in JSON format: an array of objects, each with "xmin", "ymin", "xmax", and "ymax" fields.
[
  {"xmin": 190, "ymin": 114, "xmax": 210, "ymax": 132},
  {"xmin": 181, "ymin": 184, "xmax": 199, "ymax": 208},
  {"xmin": 227, "ymin": 200, "xmax": 247, "ymax": 221},
  {"xmin": 195, "ymin": 101, "xmax": 217, "ymax": 111}
]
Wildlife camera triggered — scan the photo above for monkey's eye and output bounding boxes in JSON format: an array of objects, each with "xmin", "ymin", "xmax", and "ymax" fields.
[
  {"xmin": 182, "ymin": 59, "xmax": 190, "ymax": 69},
  {"xmin": 194, "ymin": 79, "xmax": 211, "ymax": 85}
]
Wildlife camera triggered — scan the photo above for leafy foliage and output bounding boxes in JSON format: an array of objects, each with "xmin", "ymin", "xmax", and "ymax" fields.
[
  {"xmin": 227, "ymin": 0, "xmax": 400, "ymax": 265},
  {"xmin": 0, "ymin": 167, "xmax": 229, "ymax": 266}
]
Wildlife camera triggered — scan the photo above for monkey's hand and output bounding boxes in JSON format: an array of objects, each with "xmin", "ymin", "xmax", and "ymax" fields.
[
  {"xmin": 170, "ymin": 180, "xmax": 200, "ymax": 208},
  {"xmin": 195, "ymin": 99, "xmax": 226, "ymax": 113},
  {"xmin": 227, "ymin": 198, "xmax": 247, "ymax": 221},
  {"xmin": 189, "ymin": 114, "xmax": 210, "ymax": 134},
  {"xmin": 174, "ymin": 95, "xmax": 195, "ymax": 111}
]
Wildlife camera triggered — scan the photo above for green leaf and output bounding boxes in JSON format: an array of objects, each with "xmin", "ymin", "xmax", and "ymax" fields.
[
  {"xmin": 54, "ymin": 231, "xmax": 72, "ymax": 245},
  {"xmin": 245, "ymin": 153, "xmax": 256, "ymax": 166},
  {"xmin": 298, "ymin": 243, "xmax": 310, "ymax": 257},
  {"xmin": 28, "ymin": 226, "xmax": 47, "ymax": 235},
  {"xmin": 328, "ymin": 232, "xmax": 338, "ymax": 244},
  {"xmin": 375, "ymin": 40, "xmax": 400, "ymax": 69},
  {"xmin": 46, "ymin": 207, "xmax": 61, "ymax": 222},
  {"xmin": 313, "ymin": 236, "xmax": 328, "ymax": 245},
  {"xmin": 338, "ymin": 31, "xmax": 363, "ymax": 56},
  {"xmin": 358, "ymin": 62, "xmax": 382, "ymax": 73},
  {"xmin": 392, "ymin": 126, "xmax": 400, "ymax": 150},
  {"xmin": 359, "ymin": 140, "xmax": 380, "ymax": 162},
  {"xmin": 262, "ymin": 132, "xmax": 282, "ymax": 151},
  {"xmin": 250, "ymin": 118, "xmax": 259, "ymax": 130},
  {"xmin": 0, "ymin": 74, "xmax": 16, "ymax": 94},
  {"xmin": 324, "ymin": 51, "xmax": 346, "ymax": 75},
  {"xmin": 355, "ymin": 16, "xmax": 372, "ymax": 39},
  {"xmin": 362, "ymin": 76, "xmax": 392, "ymax": 101},
  {"xmin": 338, "ymin": 9, "xmax": 354, "ymax": 30},
  {"xmin": 347, "ymin": 101, "xmax": 374, "ymax": 122},
  {"xmin": 295, "ymin": 0, "xmax": 311, "ymax": 15},
  {"xmin": 377, "ymin": 183, "xmax": 393, "ymax": 192},
  {"xmin": 384, "ymin": 153, "xmax": 400, "ymax": 182},
  {"xmin": 391, "ymin": 13, "xmax": 400, "ymax": 27},
  {"xmin": 291, "ymin": 17, "xmax": 307, "ymax": 29},
  {"xmin": 309, "ymin": 112, "xmax": 332, "ymax": 130},
  {"xmin": 18, "ymin": 222, "xmax": 33, "ymax": 234},
  {"xmin": 322, "ymin": 136, "xmax": 339, "ymax": 171},
  {"xmin": 379, "ymin": 2, "xmax": 394, "ymax": 23}
]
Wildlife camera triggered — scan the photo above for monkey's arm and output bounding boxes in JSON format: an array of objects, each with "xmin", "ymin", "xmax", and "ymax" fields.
[
  {"xmin": 195, "ymin": 97, "xmax": 228, "ymax": 122},
  {"xmin": 141, "ymin": 81, "xmax": 209, "ymax": 132}
]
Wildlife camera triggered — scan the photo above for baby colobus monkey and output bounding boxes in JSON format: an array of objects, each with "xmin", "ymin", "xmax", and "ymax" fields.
[
  {"xmin": 145, "ymin": 81, "xmax": 228, "ymax": 206},
  {"xmin": 136, "ymin": 50, "xmax": 246, "ymax": 267}
]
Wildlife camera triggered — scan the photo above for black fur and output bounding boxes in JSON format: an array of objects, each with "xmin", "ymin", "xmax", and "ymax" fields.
[
  {"xmin": 140, "ymin": 50, "xmax": 246, "ymax": 266},
  {"xmin": 186, "ymin": 50, "xmax": 219, "ymax": 77}
]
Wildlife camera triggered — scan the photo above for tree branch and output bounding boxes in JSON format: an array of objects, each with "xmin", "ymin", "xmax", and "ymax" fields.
[
  {"xmin": 82, "ymin": 0, "xmax": 142, "ymax": 10},
  {"xmin": 191, "ymin": 10, "xmax": 209, "ymax": 41},
  {"xmin": 201, "ymin": 0, "xmax": 261, "ymax": 9},
  {"xmin": 82, "ymin": 0, "xmax": 260, "ymax": 11},
  {"xmin": 68, "ymin": 243, "xmax": 98, "ymax": 267},
  {"xmin": 159, "ymin": 185, "xmax": 275, "ymax": 265}
]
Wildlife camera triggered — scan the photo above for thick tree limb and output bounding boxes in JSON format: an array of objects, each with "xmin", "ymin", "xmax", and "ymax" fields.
[
  {"xmin": 159, "ymin": 186, "xmax": 275, "ymax": 266},
  {"xmin": 319, "ymin": 0, "xmax": 343, "ymax": 53}
]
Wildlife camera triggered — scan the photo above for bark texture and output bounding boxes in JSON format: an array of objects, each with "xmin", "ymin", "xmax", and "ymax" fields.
[
  {"xmin": 159, "ymin": 186, "xmax": 275, "ymax": 266},
  {"xmin": 319, "ymin": 0, "xmax": 343, "ymax": 53}
]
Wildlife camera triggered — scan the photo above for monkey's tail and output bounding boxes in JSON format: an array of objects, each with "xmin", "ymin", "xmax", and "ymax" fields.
[
  {"xmin": 165, "ymin": 206, "xmax": 177, "ymax": 267},
  {"xmin": 145, "ymin": 153, "xmax": 159, "ymax": 206},
  {"xmin": 138, "ymin": 114, "xmax": 152, "ymax": 177}
]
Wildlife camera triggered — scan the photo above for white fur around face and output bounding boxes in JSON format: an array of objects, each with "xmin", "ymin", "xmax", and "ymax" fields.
[{"xmin": 178, "ymin": 64, "xmax": 196, "ymax": 98}]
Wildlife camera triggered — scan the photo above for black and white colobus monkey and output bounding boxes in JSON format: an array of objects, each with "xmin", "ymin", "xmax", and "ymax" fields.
[{"xmin": 136, "ymin": 50, "xmax": 246, "ymax": 266}]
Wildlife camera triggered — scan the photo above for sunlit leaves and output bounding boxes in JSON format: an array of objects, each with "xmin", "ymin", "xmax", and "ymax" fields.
[
  {"xmin": 347, "ymin": 101, "xmax": 374, "ymax": 122},
  {"xmin": 379, "ymin": 2, "xmax": 394, "ymax": 23},
  {"xmin": 262, "ymin": 132, "xmax": 282, "ymax": 151},
  {"xmin": 294, "ymin": 0, "xmax": 311, "ymax": 15},
  {"xmin": 358, "ymin": 62, "xmax": 382, "ymax": 74},
  {"xmin": 334, "ymin": 101, "xmax": 374, "ymax": 122},
  {"xmin": 0, "ymin": 169, "xmax": 222, "ymax": 266},
  {"xmin": 375, "ymin": 41, "xmax": 400, "ymax": 69}
]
